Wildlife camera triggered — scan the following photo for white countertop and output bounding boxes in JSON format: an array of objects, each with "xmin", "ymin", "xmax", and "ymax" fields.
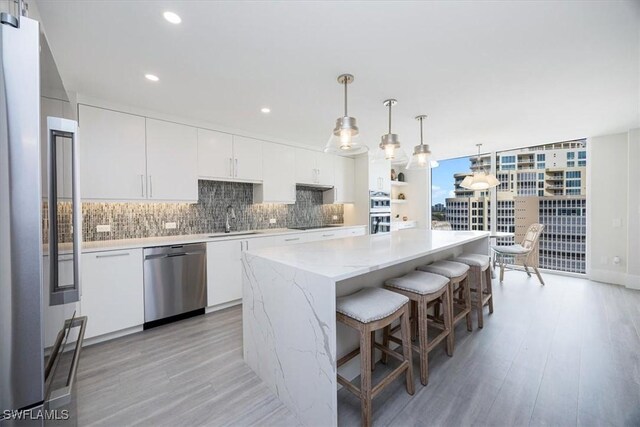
[
  {"xmin": 49, "ymin": 225, "xmax": 366, "ymax": 254},
  {"xmin": 245, "ymin": 229, "xmax": 490, "ymax": 281}
]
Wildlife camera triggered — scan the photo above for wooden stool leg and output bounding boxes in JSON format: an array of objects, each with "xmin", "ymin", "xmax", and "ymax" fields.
[
  {"xmin": 360, "ymin": 328, "xmax": 372, "ymax": 427},
  {"xmin": 486, "ymin": 267, "xmax": 494, "ymax": 314},
  {"xmin": 400, "ymin": 305, "xmax": 415, "ymax": 395},
  {"xmin": 370, "ymin": 331, "xmax": 376, "ymax": 371},
  {"xmin": 464, "ymin": 277, "xmax": 472, "ymax": 332},
  {"xmin": 444, "ymin": 287, "xmax": 454, "ymax": 357},
  {"xmin": 411, "ymin": 301, "xmax": 418, "ymax": 342},
  {"xmin": 477, "ymin": 267, "xmax": 484, "ymax": 329},
  {"xmin": 417, "ymin": 295, "xmax": 429, "ymax": 386},
  {"xmin": 447, "ymin": 281, "xmax": 455, "ymax": 355},
  {"xmin": 381, "ymin": 325, "xmax": 390, "ymax": 364}
]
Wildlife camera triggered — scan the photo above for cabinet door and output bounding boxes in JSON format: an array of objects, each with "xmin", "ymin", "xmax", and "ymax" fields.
[
  {"xmin": 197, "ymin": 128, "xmax": 234, "ymax": 180},
  {"xmin": 207, "ymin": 240, "xmax": 243, "ymax": 306},
  {"xmin": 295, "ymin": 148, "xmax": 318, "ymax": 185},
  {"xmin": 334, "ymin": 156, "xmax": 355, "ymax": 203},
  {"xmin": 257, "ymin": 142, "xmax": 296, "ymax": 203},
  {"xmin": 233, "ymin": 136, "xmax": 263, "ymax": 181},
  {"xmin": 369, "ymin": 159, "xmax": 391, "ymax": 192},
  {"xmin": 79, "ymin": 105, "xmax": 147, "ymax": 200},
  {"xmin": 146, "ymin": 119, "xmax": 198, "ymax": 202},
  {"xmin": 80, "ymin": 249, "xmax": 144, "ymax": 339},
  {"xmin": 316, "ymin": 153, "xmax": 335, "ymax": 186}
]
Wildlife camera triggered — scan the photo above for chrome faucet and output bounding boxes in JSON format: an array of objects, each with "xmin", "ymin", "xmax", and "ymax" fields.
[{"xmin": 225, "ymin": 205, "xmax": 236, "ymax": 233}]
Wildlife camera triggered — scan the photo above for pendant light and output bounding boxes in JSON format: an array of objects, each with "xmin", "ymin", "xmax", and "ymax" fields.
[
  {"xmin": 324, "ymin": 74, "xmax": 368, "ymax": 155},
  {"xmin": 406, "ymin": 115, "xmax": 432, "ymax": 170},
  {"xmin": 378, "ymin": 99, "xmax": 401, "ymax": 160},
  {"xmin": 459, "ymin": 143, "xmax": 500, "ymax": 190}
]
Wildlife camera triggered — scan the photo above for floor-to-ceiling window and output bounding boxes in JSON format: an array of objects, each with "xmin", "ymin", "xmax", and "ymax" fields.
[{"xmin": 431, "ymin": 139, "xmax": 587, "ymax": 274}]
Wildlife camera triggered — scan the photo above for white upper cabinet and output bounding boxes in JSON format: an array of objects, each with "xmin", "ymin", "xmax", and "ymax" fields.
[
  {"xmin": 295, "ymin": 148, "xmax": 334, "ymax": 186},
  {"xmin": 334, "ymin": 156, "xmax": 355, "ymax": 203},
  {"xmin": 79, "ymin": 105, "xmax": 147, "ymax": 200},
  {"xmin": 197, "ymin": 128, "xmax": 234, "ymax": 180},
  {"xmin": 295, "ymin": 148, "xmax": 318, "ymax": 185},
  {"xmin": 146, "ymin": 119, "xmax": 198, "ymax": 202},
  {"xmin": 232, "ymin": 136, "xmax": 263, "ymax": 182},
  {"xmin": 316, "ymin": 153, "xmax": 335, "ymax": 186},
  {"xmin": 369, "ymin": 159, "xmax": 391, "ymax": 193},
  {"xmin": 197, "ymin": 132, "xmax": 262, "ymax": 182},
  {"xmin": 255, "ymin": 141, "xmax": 296, "ymax": 204}
]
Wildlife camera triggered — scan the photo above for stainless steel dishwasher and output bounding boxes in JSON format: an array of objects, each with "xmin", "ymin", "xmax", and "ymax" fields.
[{"xmin": 143, "ymin": 243, "xmax": 207, "ymax": 328}]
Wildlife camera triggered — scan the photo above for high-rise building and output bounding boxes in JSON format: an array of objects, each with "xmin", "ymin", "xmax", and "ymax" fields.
[{"xmin": 443, "ymin": 139, "xmax": 587, "ymax": 273}]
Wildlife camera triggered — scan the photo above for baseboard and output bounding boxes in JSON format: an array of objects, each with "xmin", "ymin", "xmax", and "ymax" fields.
[
  {"xmin": 589, "ymin": 268, "xmax": 640, "ymax": 289},
  {"xmin": 627, "ymin": 274, "xmax": 640, "ymax": 290},
  {"xmin": 83, "ymin": 325, "xmax": 143, "ymax": 347},
  {"xmin": 205, "ymin": 299, "xmax": 241, "ymax": 313}
]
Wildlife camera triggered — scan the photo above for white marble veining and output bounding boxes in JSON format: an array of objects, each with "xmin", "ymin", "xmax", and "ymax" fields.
[
  {"xmin": 242, "ymin": 229, "xmax": 490, "ymax": 427},
  {"xmin": 245, "ymin": 229, "xmax": 489, "ymax": 281}
]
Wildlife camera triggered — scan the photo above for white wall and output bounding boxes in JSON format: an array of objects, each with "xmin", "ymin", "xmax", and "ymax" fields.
[
  {"xmin": 627, "ymin": 129, "xmax": 640, "ymax": 288},
  {"xmin": 588, "ymin": 129, "xmax": 639, "ymax": 289}
]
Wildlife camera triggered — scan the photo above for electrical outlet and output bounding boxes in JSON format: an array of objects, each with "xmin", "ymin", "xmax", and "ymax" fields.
[
  {"xmin": 332, "ymin": 215, "xmax": 338, "ymax": 220},
  {"xmin": 96, "ymin": 224, "xmax": 111, "ymax": 233},
  {"xmin": 165, "ymin": 222, "xmax": 177, "ymax": 229},
  {"xmin": 269, "ymin": 218, "xmax": 277, "ymax": 224},
  {"xmin": 613, "ymin": 256, "xmax": 621, "ymax": 265}
]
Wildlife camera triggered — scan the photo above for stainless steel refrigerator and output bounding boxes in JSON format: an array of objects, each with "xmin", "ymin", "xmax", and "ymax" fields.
[{"xmin": 0, "ymin": 6, "xmax": 85, "ymax": 419}]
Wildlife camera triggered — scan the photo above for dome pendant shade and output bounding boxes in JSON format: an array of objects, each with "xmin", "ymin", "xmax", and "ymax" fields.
[
  {"xmin": 324, "ymin": 74, "xmax": 368, "ymax": 156},
  {"xmin": 406, "ymin": 114, "xmax": 432, "ymax": 170},
  {"xmin": 378, "ymin": 99, "xmax": 401, "ymax": 160},
  {"xmin": 459, "ymin": 143, "xmax": 500, "ymax": 190}
]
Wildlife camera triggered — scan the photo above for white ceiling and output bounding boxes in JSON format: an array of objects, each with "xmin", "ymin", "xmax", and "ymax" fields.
[{"xmin": 35, "ymin": 0, "xmax": 639, "ymax": 159}]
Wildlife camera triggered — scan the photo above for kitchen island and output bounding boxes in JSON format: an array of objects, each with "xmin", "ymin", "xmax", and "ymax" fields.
[{"xmin": 242, "ymin": 229, "xmax": 490, "ymax": 426}]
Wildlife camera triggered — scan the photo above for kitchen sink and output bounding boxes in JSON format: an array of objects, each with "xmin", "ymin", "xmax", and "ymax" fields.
[{"xmin": 208, "ymin": 231, "xmax": 259, "ymax": 238}]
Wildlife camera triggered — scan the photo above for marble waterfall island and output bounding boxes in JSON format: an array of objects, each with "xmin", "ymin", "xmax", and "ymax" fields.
[{"xmin": 242, "ymin": 229, "xmax": 490, "ymax": 426}]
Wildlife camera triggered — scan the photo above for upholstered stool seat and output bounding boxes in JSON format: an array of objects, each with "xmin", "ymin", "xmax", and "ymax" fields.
[
  {"xmin": 454, "ymin": 253, "xmax": 494, "ymax": 328},
  {"xmin": 384, "ymin": 271, "xmax": 453, "ymax": 386},
  {"xmin": 385, "ymin": 271, "xmax": 449, "ymax": 295},
  {"xmin": 337, "ymin": 287, "xmax": 409, "ymax": 323},
  {"xmin": 416, "ymin": 260, "xmax": 472, "ymax": 353},
  {"xmin": 417, "ymin": 260, "xmax": 469, "ymax": 277},
  {"xmin": 336, "ymin": 287, "xmax": 414, "ymax": 426},
  {"xmin": 454, "ymin": 253, "xmax": 491, "ymax": 268}
]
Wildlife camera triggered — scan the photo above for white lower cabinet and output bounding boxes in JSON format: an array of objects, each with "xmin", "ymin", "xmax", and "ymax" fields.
[
  {"xmin": 80, "ymin": 249, "xmax": 144, "ymax": 339},
  {"xmin": 207, "ymin": 240, "xmax": 244, "ymax": 306}
]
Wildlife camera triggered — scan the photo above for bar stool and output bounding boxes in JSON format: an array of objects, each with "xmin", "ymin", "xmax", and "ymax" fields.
[
  {"xmin": 336, "ymin": 288, "xmax": 415, "ymax": 426},
  {"xmin": 454, "ymin": 253, "xmax": 493, "ymax": 328},
  {"xmin": 383, "ymin": 270, "xmax": 453, "ymax": 385},
  {"xmin": 417, "ymin": 260, "xmax": 472, "ymax": 353}
]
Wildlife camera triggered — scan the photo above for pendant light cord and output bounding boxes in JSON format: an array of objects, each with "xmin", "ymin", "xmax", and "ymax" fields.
[
  {"xmin": 419, "ymin": 116, "xmax": 424, "ymax": 146},
  {"xmin": 388, "ymin": 102, "xmax": 392, "ymax": 133}
]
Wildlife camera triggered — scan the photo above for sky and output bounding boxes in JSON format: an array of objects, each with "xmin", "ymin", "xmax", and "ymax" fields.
[{"xmin": 431, "ymin": 156, "xmax": 471, "ymax": 206}]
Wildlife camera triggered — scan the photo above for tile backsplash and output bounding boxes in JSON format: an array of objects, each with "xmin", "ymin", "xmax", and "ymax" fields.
[{"xmin": 45, "ymin": 180, "xmax": 344, "ymax": 243}]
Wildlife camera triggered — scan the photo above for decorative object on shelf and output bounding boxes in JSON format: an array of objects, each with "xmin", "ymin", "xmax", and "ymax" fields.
[
  {"xmin": 398, "ymin": 193, "xmax": 406, "ymax": 200},
  {"xmin": 406, "ymin": 114, "xmax": 432, "ymax": 170},
  {"xmin": 397, "ymin": 172, "xmax": 405, "ymax": 182},
  {"xmin": 403, "ymin": 216, "xmax": 408, "ymax": 221},
  {"xmin": 324, "ymin": 74, "xmax": 368, "ymax": 155},
  {"xmin": 378, "ymin": 99, "xmax": 401, "ymax": 160},
  {"xmin": 460, "ymin": 143, "xmax": 500, "ymax": 190},
  {"xmin": 390, "ymin": 168, "xmax": 397, "ymax": 181}
]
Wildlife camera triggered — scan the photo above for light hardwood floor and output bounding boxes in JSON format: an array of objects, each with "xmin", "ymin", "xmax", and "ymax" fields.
[{"xmin": 65, "ymin": 272, "xmax": 640, "ymax": 426}]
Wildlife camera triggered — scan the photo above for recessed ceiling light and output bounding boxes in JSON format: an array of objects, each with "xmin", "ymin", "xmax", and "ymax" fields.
[
  {"xmin": 145, "ymin": 74, "xmax": 159, "ymax": 82},
  {"xmin": 163, "ymin": 11, "xmax": 182, "ymax": 24},
  {"xmin": 261, "ymin": 107, "xmax": 271, "ymax": 114}
]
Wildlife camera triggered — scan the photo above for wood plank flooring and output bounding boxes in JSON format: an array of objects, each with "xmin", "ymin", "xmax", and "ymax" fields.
[{"xmin": 63, "ymin": 272, "xmax": 640, "ymax": 426}]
